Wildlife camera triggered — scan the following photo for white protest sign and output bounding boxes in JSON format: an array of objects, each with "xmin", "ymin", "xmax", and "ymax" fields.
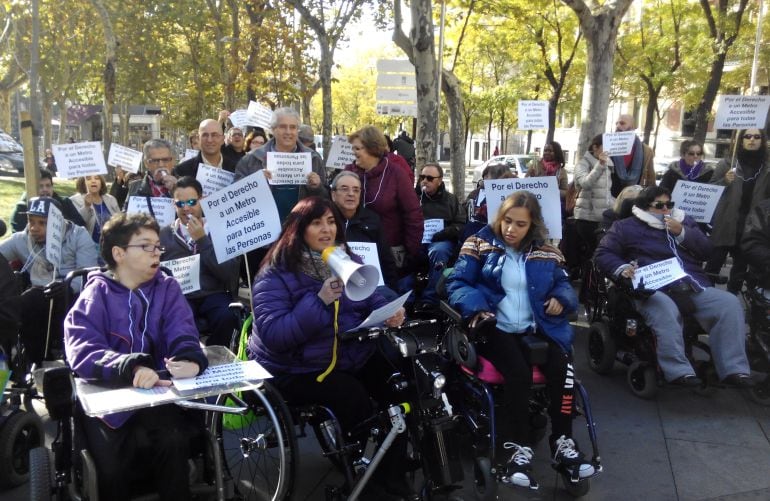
[
  {"xmin": 196, "ymin": 164, "xmax": 235, "ymax": 197},
  {"xmin": 107, "ymin": 143, "xmax": 142, "ymax": 174},
  {"xmin": 671, "ymin": 180, "xmax": 725, "ymax": 223},
  {"xmin": 183, "ymin": 149, "xmax": 198, "ymax": 161},
  {"xmin": 714, "ymin": 95, "xmax": 770, "ymax": 130},
  {"xmin": 348, "ymin": 290, "xmax": 411, "ymax": 331},
  {"xmin": 632, "ymin": 257, "xmax": 688, "ymax": 290},
  {"xmin": 52, "ymin": 142, "xmax": 108, "ymax": 179},
  {"xmin": 602, "ymin": 131, "xmax": 637, "ymax": 156},
  {"xmin": 422, "ymin": 219, "xmax": 445, "ymax": 244},
  {"xmin": 202, "ymin": 171, "xmax": 281, "ymax": 263},
  {"xmin": 517, "ymin": 100, "xmax": 549, "ymax": 130},
  {"xmin": 227, "ymin": 109, "xmax": 251, "ymax": 129},
  {"xmin": 326, "ymin": 136, "xmax": 356, "ymax": 170},
  {"xmin": 45, "ymin": 203, "xmax": 64, "ymax": 269},
  {"xmin": 126, "ymin": 196, "xmax": 176, "ymax": 228},
  {"xmin": 485, "ymin": 177, "xmax": 562, "ymax": 239},
  {"xmin": 161, "ymin": 254, "xmax": 201, "ymax": 294},
  {"xmin": 348, "ymin": 241, "xmax": 385, "ymax": 286},
  {"xmin": 247, "ymin": 101, "xmax": 273, "ymax": 130},
  {"xmin": 266, "ymin": 152, "xmax": 312, "ymax": 185},
  {"xmin": 172, "ymin": 360, "xmax": 272, "ymax": 392}
]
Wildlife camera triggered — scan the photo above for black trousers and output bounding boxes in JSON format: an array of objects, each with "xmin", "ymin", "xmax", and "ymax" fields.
[
  {"xmin": 82, "ymin": 405, "xmax": 198, "ymax": 501},
  {"xmin": 477, "ymin": 329, "xmax": 575, "ymax": 451}
]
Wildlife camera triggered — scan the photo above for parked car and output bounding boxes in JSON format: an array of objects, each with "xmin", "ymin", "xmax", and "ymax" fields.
[
  {"xmin": 471, "ymin": 154, "xmax": 538, "ymax": 183},
  {"xmin": 0, "ymin": 131, "xmax": 24, "ymax": 175}
]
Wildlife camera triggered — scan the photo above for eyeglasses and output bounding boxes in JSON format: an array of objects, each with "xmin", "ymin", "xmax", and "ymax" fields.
[
  {"xmin": 686, "ymin": 151, "xmax": 703, "ymax": 156},
  {"xmin": 743, "ymin": 134, "xmax": 762, "ymax": 140},
  {"xmin": 276, "ymin": 124, "xmax": 298, "ymax": 131},
  {"xmin": 419, "ymin": 175, "xmax": 441, "ymax": 182},
  {"xmin": 200, "ymin": 132, "xmax": 223, "ymax": 140},
  {"xmin": 174, "ymin": 199, "xmax": 198, "ymax": 208},
  {"xmin": 333, "ymin": 186, "xmax": 361, "ymax": 194},
  {"xmin": 147, "ymin": 157, "xmax": 173, "ymax": 164},
  {"xmin": 230, "ymin": 132, "xmax": 244, "ymax": 138},
  {"xmin": 650, "ymin": 201, "xmax": 675, "ymax": 210},
  {"xmin": 124, "ymin": 244, "xmax": 166, "ymax": 254}
]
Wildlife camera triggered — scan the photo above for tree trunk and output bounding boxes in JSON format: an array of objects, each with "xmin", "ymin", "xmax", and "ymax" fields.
[
  {"xmin": 40, "ymin": 87, "xmax": 52, "ymax": 150},
  {"xmin": 642, "ymin": 82, "xmax": 660, "ymax": 145},
  {"xmin": 692, "ymin": 53, "xmax": 727, "ymax": 144},
  {"xmin": 411, "ymin": 0, "xmax": 439, "ymax": 165},
  {"xmin": 547, "ymin": 95, "xmax": 558, "ymax": 144},
  {"xmin": 119, "ymin": 101, "xmax": 130, "ymax": 145},
  {"xmin": 89, "ymin": 0, "xmax": 116, "ymax": 158},
  {"xmin": 0, "ymin": 90, "xmax": 10, "ymax": 133},
  {"xmin": 442, "ymin": 69, "xmax": 466, "ymax": 198},
  {"xmin": 319, "ymin": 38, "xmax": 333, "ymax": 163},
  {"xmin": 57, "ymin": 99, "xmax": 68, "ymax": 144}
]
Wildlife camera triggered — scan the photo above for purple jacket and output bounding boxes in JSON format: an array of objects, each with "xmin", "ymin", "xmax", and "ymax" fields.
[
  {"xmin": 594, "ymin": 207, "xmax": 713, "ymax": 289},
  {"xmin": 248, "ymin": 264, "xmax": 388, "ymax": 376},
  {"xmin": 64, "ymin": 270, "xmax": 207, "ymax": 428}
]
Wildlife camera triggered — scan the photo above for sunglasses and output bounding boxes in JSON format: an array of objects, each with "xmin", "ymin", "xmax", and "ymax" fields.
[
  {"xmin": 650, "ymin": 201, "xmax": 675, "ymax": 210},
  {"xmin": 419, "ymin": 175, "xmax": 441, "ymax": 182},
  {"xmin": 685, "ymin": 151, "xmax": 703, "ymax": 156},
  {"xmin": 743, "ymin": 134, "xmax": 762, "ymax": 140},
  {"xmin": 174, "ymin": 199, "xmax": 198, "ymax": 208}
]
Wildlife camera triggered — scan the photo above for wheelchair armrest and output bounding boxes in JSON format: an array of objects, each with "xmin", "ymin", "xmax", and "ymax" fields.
[
  {"xmin": 42, "ymin": 365, "xmax": 76, "ymax": 421},
  {"xmin": 706, "ymin": 273, "xmax": 728, "ymax": 285},
  {"xmin": 439, "ymin": 301, "xmax": 462, "ymax": 324},
  {"xmin": 520, "ymin": 335, "xmax": 549, "ymax": 366}
]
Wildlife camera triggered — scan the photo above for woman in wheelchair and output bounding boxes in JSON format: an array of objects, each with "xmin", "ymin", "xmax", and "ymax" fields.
[
  {"xmin": 63, "ymin": 213, "xmax": 208, "ymax": 501},
  {"xmin": 594, "ymin": 185, "xmax": 753, "ymax": 388},
  {"xmin": 247, "ymin": 197, "xmax": 410, "ymax": 500},
  {"xmin": 446, "ymin": 191, "xmax": 594, "ymax": 489}
]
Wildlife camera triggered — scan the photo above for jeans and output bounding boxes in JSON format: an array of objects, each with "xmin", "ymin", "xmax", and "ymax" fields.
[{"xmin": 421, "ymin": 240, "xmax": 456, "ymax": 304}]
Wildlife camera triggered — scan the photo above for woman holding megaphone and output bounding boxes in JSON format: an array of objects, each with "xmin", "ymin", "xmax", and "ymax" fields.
[{"xmin": 248, "ymin": 196, "xmax": 414, "ymax": 499}]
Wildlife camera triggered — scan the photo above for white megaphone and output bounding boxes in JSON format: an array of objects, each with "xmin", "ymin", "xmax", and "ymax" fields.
[{"xmin": 321, "ymin": 246, "xmax": 380, "ymax": 301}]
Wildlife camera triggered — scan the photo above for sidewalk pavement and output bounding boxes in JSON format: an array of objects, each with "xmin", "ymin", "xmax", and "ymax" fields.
[{"xmin": 5, "ymin": 324, "xmax": 770, "ymax": 501}]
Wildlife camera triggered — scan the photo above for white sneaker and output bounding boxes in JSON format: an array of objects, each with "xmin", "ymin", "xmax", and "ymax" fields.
[
  {"xmin": 553, "ymin": 435, "xmax": 595, "ymax": 478},
  {"xmin": 501, "ymin": 442, "xmax": 538, "ymax": 489}
]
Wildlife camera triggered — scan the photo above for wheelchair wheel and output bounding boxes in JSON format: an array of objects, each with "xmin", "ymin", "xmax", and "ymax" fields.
[
  {"xmin": 213, "ymin": 382, "xmax": 297, "ymax": 501},
  {"xmin": 0, "ymin": 410, "xmax": 44, "ymax": 487},
  {"xmin": 626, "ymin": 361, "xmax": 657, "ymax": 400},
  {"xmin": 586, "ymin": 322, "xmax": 616, "ymax": 375},
  {"xmin": 747, "ymin": 379, "xmax": 770, "ymax": 406},
  {"xmin": 472, "ymin": 456, "xmax": 497, "ymax": 501},
  {"xmin": 29, "ymin": 446, "xmax": 52, "ymax": 500},
  {"xmin": 561, "ymin": 473, "xmax": 590, "ymax": 498}
]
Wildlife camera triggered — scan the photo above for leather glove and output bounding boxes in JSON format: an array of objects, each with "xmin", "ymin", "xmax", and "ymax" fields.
[
  {"xmin": 43, "ymin": 280, "xmax": 66, "ymax": 300},
  {"xmin": 431, "ymin": 230, "xmax": 452, "ymax": 242}
]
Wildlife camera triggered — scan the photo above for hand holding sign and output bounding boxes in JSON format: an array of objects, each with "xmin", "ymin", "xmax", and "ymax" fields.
[{"xmin": 602, "ymin": 132, "xmax": 636, "ymax": 156}]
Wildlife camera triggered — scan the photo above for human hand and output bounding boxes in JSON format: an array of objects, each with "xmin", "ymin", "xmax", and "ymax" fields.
[
  {"xmin": 132, "ymin": 366, "xmax": 172, "ymax": 389},
  {"xmin": 164, "ymin": 357, "xmax": 200, "ymax": 379},
  {"xmin": 544, "ymin": 297, "xmax": 564, "ymax": 315},
  {"xmin": 306, "ymin": 172, "xmax": 321, "ymax": 189},
  {"xmin": 262, "ymin": 169, "xmax": 273, "ymax": 181},
  {"xmin": 664, "ymin": 215, "xmax": 682, "ymax": 236},
  {"xmin": 84, "ymin": 193, "xmax": 95, "ymax": 207},
  {"xmin": 725, "ymin": 170, "xmax": 735, "ymax": 184},
  {"xmin": 186, "ymin": 214, "xmax": 206, "ymax": 241},
  {"xmin": 384, "ymin": 307, "xmax": 405, "ymax": 328},
  {"xmin": 469, "ymin": 311, "xmax": 495, "ymax": 329},
  {"xmin": 162, "ymin": 173, "xmax": 177, "ymax": 192},
  {"xmin": 218, "ymin": 110, "xmax": 230, "ymax": 122},
  {"xmin": 431, "ymin": 230, "xmax": 450, "ymax": 242},
  {"xmin": 43, "ymin": 280, "xmax": 66, "ymax": 300},
  {"xmin": 318, "ymin": 277, "xmax": 343, "ymax": 305},
  {"xmin": 597, "ymin": 150, "xmax": 609, "ymax": 166}
]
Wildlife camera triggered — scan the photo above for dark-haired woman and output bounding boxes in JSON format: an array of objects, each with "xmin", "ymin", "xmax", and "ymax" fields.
[
  {"xmin": 659, "ymin": 140, "xmax": 715, "ymax": 193},
  {"xmin": 526, "ymin": 141, "xmax": 569, "ymax": 201},
  {"xmin": 707, "ymin": 129, "xmax": 770, "ymax": 293},
  {"xmin": 70, "ymin": 175, "xmax": 120, "ymax": 245},
  {"xmin": 248, "ymin": 197, "xmax": 411, "ymax": 499},
  {"xmin": 446, "ymin": 191, "xmax": 594, "ymax": 489}
]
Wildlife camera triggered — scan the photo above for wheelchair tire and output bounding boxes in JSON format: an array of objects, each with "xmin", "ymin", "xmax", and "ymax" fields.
[
  {"xmin": 0, "ymin": 410, "xmax": 44, "ymax": 487},
  {"xmin": 29, "ymin": 446, "xmax": 52, "ymax": 501},
  {"xmin": 626, "ymin": 361, "xmax": 657, "ymax": 400},
  {"xmin": 213, "ymin": 382, "xmax": 297, "ymax": 501},
  {"xmin": 561, "ymin": 473, "xmax": 590, "ymax": 498},
  {"xmin": 586, "ymin": 322, "xmax": 616, "ymax": 375},
  {"xmin": 472, "ymin": 456, "xmax": 497, "ymax": 501},
  {"xmin": 747, "ymin": 380, "xmax": 770, "ymax": 406}
]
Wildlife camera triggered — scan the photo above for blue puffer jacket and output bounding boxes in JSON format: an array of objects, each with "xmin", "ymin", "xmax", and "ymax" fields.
[
  {"xmin": 248, "ymin": 263, "xmax": 388, "ymax": 376},
  {"xmin": 446, "ymin": 225, "xmax": 578, "ymax": 353}
]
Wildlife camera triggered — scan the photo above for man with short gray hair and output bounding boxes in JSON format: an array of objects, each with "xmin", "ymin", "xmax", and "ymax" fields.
[
  {"xmin": 124, "ymin": 139, "xmax": 178, "ymax": 207},
  {"xmin": 234, "ymin": 107, "xmax": 327, "ymax": 221}
]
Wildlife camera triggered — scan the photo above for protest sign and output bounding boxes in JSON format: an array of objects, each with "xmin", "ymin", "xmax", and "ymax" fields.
[
  {"xmin": 247, "ymin": 101, "xmax": 273, "ymax": 130},
  {"xmin": 485, "ymin": 177, "xmax": 562, "ymax": 239},
  {"xmin": 52, "ymin": 141, "xmax": 108, "ymax": 179},
  {"xmin": 266, "ymin": 152, "xmax": 312, "ymax": 185},
  {"xmin": 326, "ymin": 136, "xmax": 356, "ymax": 170},
  {"xmin": 517, "ymin": 100, "xmax": 549, "ymax": 130},
  {"xmin": 107, "ymin": 143, "xmax": 142, "ymax": 174},
  {"xmin": 714, "ymin": 95, "xmax": 770, "ymax": 130},
  {"xmin": 422, "ymin": 219, "xmax": 445, "ymax": 244},
  {"xmin": 602, "ymin": 131, "xmax": 637, "ymax": 156},
  {"xmin": 196, "ymin": 164, "xmax": 235, "ymax": 197},
  {"xmin": 183, "ymin": 149, "xmax": 198, "ymax": 161},
  {"xmin": 347, "ymin": 241, "xmax": 385, "ymax": 286},
  {"xmin": 126, "ymin": 196, "xmax": 176, "ymax": 228},
  {"xmin": 202, "ymin": 171, "xmax": 281, "ymax": 263},
  {"xmin": 632, "ymin": 257, "xmax": 687, "ymax": 290},
  {"xmin": 45, "ymin": 203, "xmax": 64, "ymax": 269},
  {"xmin": 671, "ymin": 180, "xmax": 725, "ymax": 223},
  {"xmin": 161, "ymin": 255, "xmax": 201, "ymax": 294},
  {"xmin": 227, "ymin": 109, "xmax": 251, "ymax": 129}
]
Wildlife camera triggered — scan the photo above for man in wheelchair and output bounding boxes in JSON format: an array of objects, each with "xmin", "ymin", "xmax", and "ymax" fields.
[
  {"xmin": 594, "ymin": 185, "xmax": 753, "ymax": 388},
  {"xmin": 63, "ymin": 212, "xmax": 208, "ymax": 500}
]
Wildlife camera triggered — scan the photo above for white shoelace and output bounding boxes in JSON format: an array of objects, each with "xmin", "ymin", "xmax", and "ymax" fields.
[
  {"xmin": 554, "ymin": 436, "xmax": 580, "ymax": 460},
  {"xmin": 503, "ymin": 442, "xmax": 533, "ymax": 465}
]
